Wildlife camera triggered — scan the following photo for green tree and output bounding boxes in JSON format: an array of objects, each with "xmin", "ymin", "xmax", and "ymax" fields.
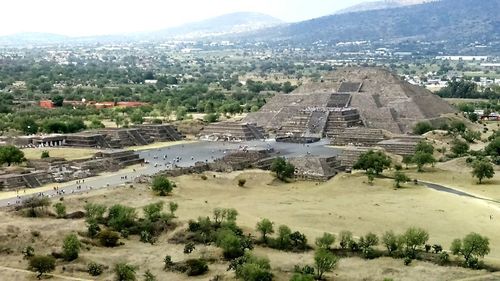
[
  {"xmin": 314, "ymin": 248, "xmax": 338, "ymax": 280},
  {"xmin": 485, "ymin": 137, "xmax": 500, "ymax": 157},
  {"xmin": 451, "ymin": 233, "xmax": 490, "ymax": 268},
  {"xmin": 53, "ymin": 202, "xmax": 66, "ymax": 218},
  {"xmin": 462, "ymin": 130, "xmax": 481, "ymax": 143},
  {"xmin": 471, "ymin": 159, "xmax": 495, "ymax": 184},
  {"xmin": 394, "ymin": 171, "xmax": 410, "ymax": 188},
  {"xmin": 203, "ymin": 113, "xmax": 219, "ymax": 123},
  {"xmin": 0, "ymin": 145, "xmax": 25, "ymax": 166},
  {"xmin": 151, "ymin": 176, "xmax": 173, "ymax": 196},
  {"xmin": 130, "ymin": 109, "xmax": 144, "ymax": 124},
  {"xmin": 412, "ymin": 151, "xmax": 436, "ymax": 172},
  {"xmin": 315, "ymin": 233, "xmax": 336, "ymax": 250},
  {"xmin": 339, "ymin": 231, "xmax": 353, "ymax": 250},
  {"xmin": 353, "ymin": 150, "xmax": 391, "ymax": 175},
  {"xmin": 169, "ymin": 202, "xmax": 178, "ymax": 216},
  {"xmin": 143, "ymin": 201, "xmax": 165, "ymax": 222},
  {"xmin": 415, "ymin": 141, "xmax": 434, "ymax": 154},
  {"xmin": 84, "ymin": 203, "xmax": 107, "ymax": 224},
  {"xmin": 114, "ymin": 263, "xmax": 137, "ymax": 281},
  {"xmin": 232, "ymin": 253, "xmax": 273, "ymax": 281},
  {"xmin": 107, "ymin": 204, "xmax": 137, "ymax": 232},
  {"xmin": 52, "ymin": 95, "xmax": 64, "ymax": 107},
  {"xmin": 256, "ymin": 218, "xmax": 274, "ymax": 243},
  {"xmin": 17, "ymin": 117, "xmax": 39, "ymax": 134},
  {"xmin": 270, "ymin": 157, "xmax": 295, "ymax": 181},
  {"xmin": 400, "ymin": 227, "xmax": 429, "ymax": 258},
  {"xmin": 413, "ymin": 122, "xmax": 434, "ymax": 135},
  {"xmin": 451, "ymin": 139, "xmax": 470, "ymax": 156},
  {"xmin": 382, "ymin": 231, "xmax": 400, "ymax": 255},
  {"xmin": 62, "ymin": 234, "xmax": 81, "ymax": 261},
  {"xmin": 29, "ymin": 255, "xmax": 56, "ymax": 279}
]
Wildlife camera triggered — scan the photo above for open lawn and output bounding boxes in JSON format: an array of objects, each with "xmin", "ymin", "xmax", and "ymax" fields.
[
  {"xmin": 22, "ymin": 147, "xmax": 99, "ymax": 161},
  {"xmin": 1, "ymin": 168, "xmax": 500, "ymax": 280}
]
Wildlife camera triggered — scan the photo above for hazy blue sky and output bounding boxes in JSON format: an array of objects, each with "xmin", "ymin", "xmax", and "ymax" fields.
[{"xmin": 0, "ymin": 0, "xmax": 370, "ymax": 36}]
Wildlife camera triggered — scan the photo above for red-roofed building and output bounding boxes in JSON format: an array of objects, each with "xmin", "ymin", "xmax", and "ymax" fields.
[{"xmin": 39, "ymin": 100, "xmax": 54, "ymax": 109}]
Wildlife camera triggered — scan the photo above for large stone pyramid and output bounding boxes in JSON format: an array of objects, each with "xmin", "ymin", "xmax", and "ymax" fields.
[{"xmin": 244, "ymin": 67, "xmax": 455, "ymax": 136}]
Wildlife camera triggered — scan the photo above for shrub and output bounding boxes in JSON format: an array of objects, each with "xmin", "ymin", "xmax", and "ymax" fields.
[
  {"xmin": 451, "ymin": 233, "xmax": 490, "ymax": 269},
  {"xmin": 382, "ymin": 231, "xmax": 399, "ymax": 256},
  {"xmin": 238, "ymin": 178, "xmax": 246, "ymax": 187},
  {"xmin": 62, "ymin": 234, "xmax": 81, "ymax": 261},
  {"xmin": 231, "ymin": 253, "xmax": 273, "ymax": 281},
  {"xmin": 143, "ymin": 269, "xmax": 157, "ymax": 281},
  {"xmin": 404, "ymin": 256, "xmax": 412, "ymax": 266},
  {"xmin": 413, "ymin": 122, "xmax": 434, "ymax": 135},
  {"xmin": 432, "ymin": 244, "xmax": 443, "ymax": 253},
  {"xmin": 53, "ymin": 202, "xmax": 66, "ymax": 218},
  {"xmin": 184, "ymin": 242, "xmax": 196, "ymax": 254},
  {"xmin": 41, "ymin": 151, "xmax": 50, "ymax": 159},
  {"xmin": 22, "ymin": 245, "xmax": 35, "ymax": 259},
  {"xmin": 99, "ymin": 230, "xmax": 120, "ymax": 247},
  {"xmin": 87, "ymin": 261, "xmax": 104, "ymax": 276},
  {"xmin": 315, "ymin": 233, "xmax": 335, "ymax": 250},
  {"xmin": 151, "ymin": 176, "xmax": 173, "ymax": 196},
  {"xmin": 114, "ymin": 263, "xmax": 137, "ymax": 281},
  {"xmin": 107, "ymin": 204, "xmax": 137, "ymax": 232},
  {"xmin": 256, "ymin": 218, "xmax": 274, "ymax": 244},
  {"xmin": 201, "ymin": 175, "xmax": 208, "ymax": 180},
  {"xmin": 339, "ymin": 231, "xmax": 353, "ymax": 250},
  {"xmin": 185, "ymin": 259, "xmax": 209, "ymax": 276},
  {"xmin": 270, "ymin": 157, "xmax": 295, "ymax": 181},
  {"xmin": 29, "ymin": 255, "xmax": 56, "ymax": 279},
  {"xmin": 314, "ymin": 248, "xmax": 338, "ymax": 280},
  {"xmin": 438, "ymin": 252, "xmax": 450, "ymax": 265}
]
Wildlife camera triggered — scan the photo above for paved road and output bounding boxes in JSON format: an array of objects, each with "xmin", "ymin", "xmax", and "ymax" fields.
[
  {"xmin": 0, "ymin": 139, "xmax": 340, "ymax": 207},
  {"xmin": 419, "ymin": 180, "xmax": 500, "ymax": 204}
]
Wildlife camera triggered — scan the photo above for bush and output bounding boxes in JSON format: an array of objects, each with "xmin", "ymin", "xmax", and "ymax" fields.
[
  {"xmin": 201, "ymin": 175, "xmax": 208, "ymax": 180},
  {"xmin": 87, "ymin": 261, "xmax": 104, "ymax": 276},
  {"xmin": 382, "ymin": 231, "xmax": 399, "ymax": 256},
  {"xmin": 185, "ymin": 259, "xmax": 209, "ymax": 276},
  {"xmin": 107, "ymin": 204, "xmax": 137, "ymax": 232},
  {"xmin": 22, "ymin": 245, "xmax": 35, "ymax": 259},
  {"xmin": 231, "ymin": 253, "xmax": 273, "ymax": 281},
  {"xmin": 53, "ymin": 202, "xmax": 66, "ymax": 218},
  {"xmin": 151, "ymin": 176, "xmax": 173, "ymax": 196},
  {"xmin": 339, "ymin": 231, "xmax": 353, "ymax": 250},
  {"xmin": 404, "ymin": 256, "xmax": 412, "ymax": 266},
  {"xmin": 438, "ymin": 252, "xmax": 450, "ymax": 265},
  {"xmin": 413, "ymin": 122, "xmax": 434, "ymax": 135},
  {"xmin": 41, "ymin": 151, "xmax": 50, "ymax": 159},
  {"xmin": 184, "ymin": 242, "xmax": 196, "ymax": 254},
  {"xmin": 29, "ymin": 255, "xmax": 56, "ymax": 279},
  {"xmin": 238, "ymin": 178, "xmax": 246, "ymax": 187},
  {"xmin": 315, "ymin": 233, "xmax": 335, "ymax": 250},
  {"xmin": 99, "ymin": 230, "xmax": 120, "ymax": 247},
  {"xmin": 432, "ymin": 244, "xmax": 443, "ymax": 253},
  {"xmin": 270, "ymin": 157, "xmax": 295, "ymax": 181},
  {"xmin": 62, "ymin": 234, "xmax": 81, "ymax": 261},
  {"xmin": 114, "ymin": 263, "xmax": 137, "ymax": 281}
]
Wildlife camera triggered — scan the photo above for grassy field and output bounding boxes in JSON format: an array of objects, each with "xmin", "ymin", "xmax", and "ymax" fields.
[
  {"xmin": 1, "ymin": 167, "xmax": 500, "ymax": 280},
  {"xmin": 22, "ymin": 147, "xmax": 99, "ymax": 161}
]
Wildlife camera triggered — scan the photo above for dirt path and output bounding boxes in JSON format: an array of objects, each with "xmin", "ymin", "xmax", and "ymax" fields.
[{"xmin": 0, "ymin": 265, "xmax": 95, "ymax": 281}]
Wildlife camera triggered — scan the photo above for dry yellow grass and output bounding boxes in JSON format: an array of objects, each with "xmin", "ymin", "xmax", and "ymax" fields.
[
  {"xmin": 1, "ymin": 169, "xmax": 500, "ymax": 280},
  {"xmin": 22, "ymin": 147, "xmax": 99, "ymax": 161}
]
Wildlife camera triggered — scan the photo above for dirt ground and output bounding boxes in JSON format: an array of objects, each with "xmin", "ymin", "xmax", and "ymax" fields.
[{"xmin": 1, "ymin": 168, "xmax": 500, "ymax": 280}]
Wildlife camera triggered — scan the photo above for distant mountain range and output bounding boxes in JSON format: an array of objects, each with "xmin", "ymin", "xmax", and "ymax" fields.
[
  {"xmin": 0, "ymin": 0, "xmax": 498, "ymax": 48},
  {"xmin": 143, "ymin": 12, "xmax": 283, "ymax": 40},
  {"xmin": 0, "ymin": 12, "xmax": 284, "ymax": 45},
  {"xmin": 335, "ymin": 0, "xmax": 436, "ymax": 14},
  {"xmin": 244, "ymin": 0, "xmax": 500, "ymax": 44}
]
